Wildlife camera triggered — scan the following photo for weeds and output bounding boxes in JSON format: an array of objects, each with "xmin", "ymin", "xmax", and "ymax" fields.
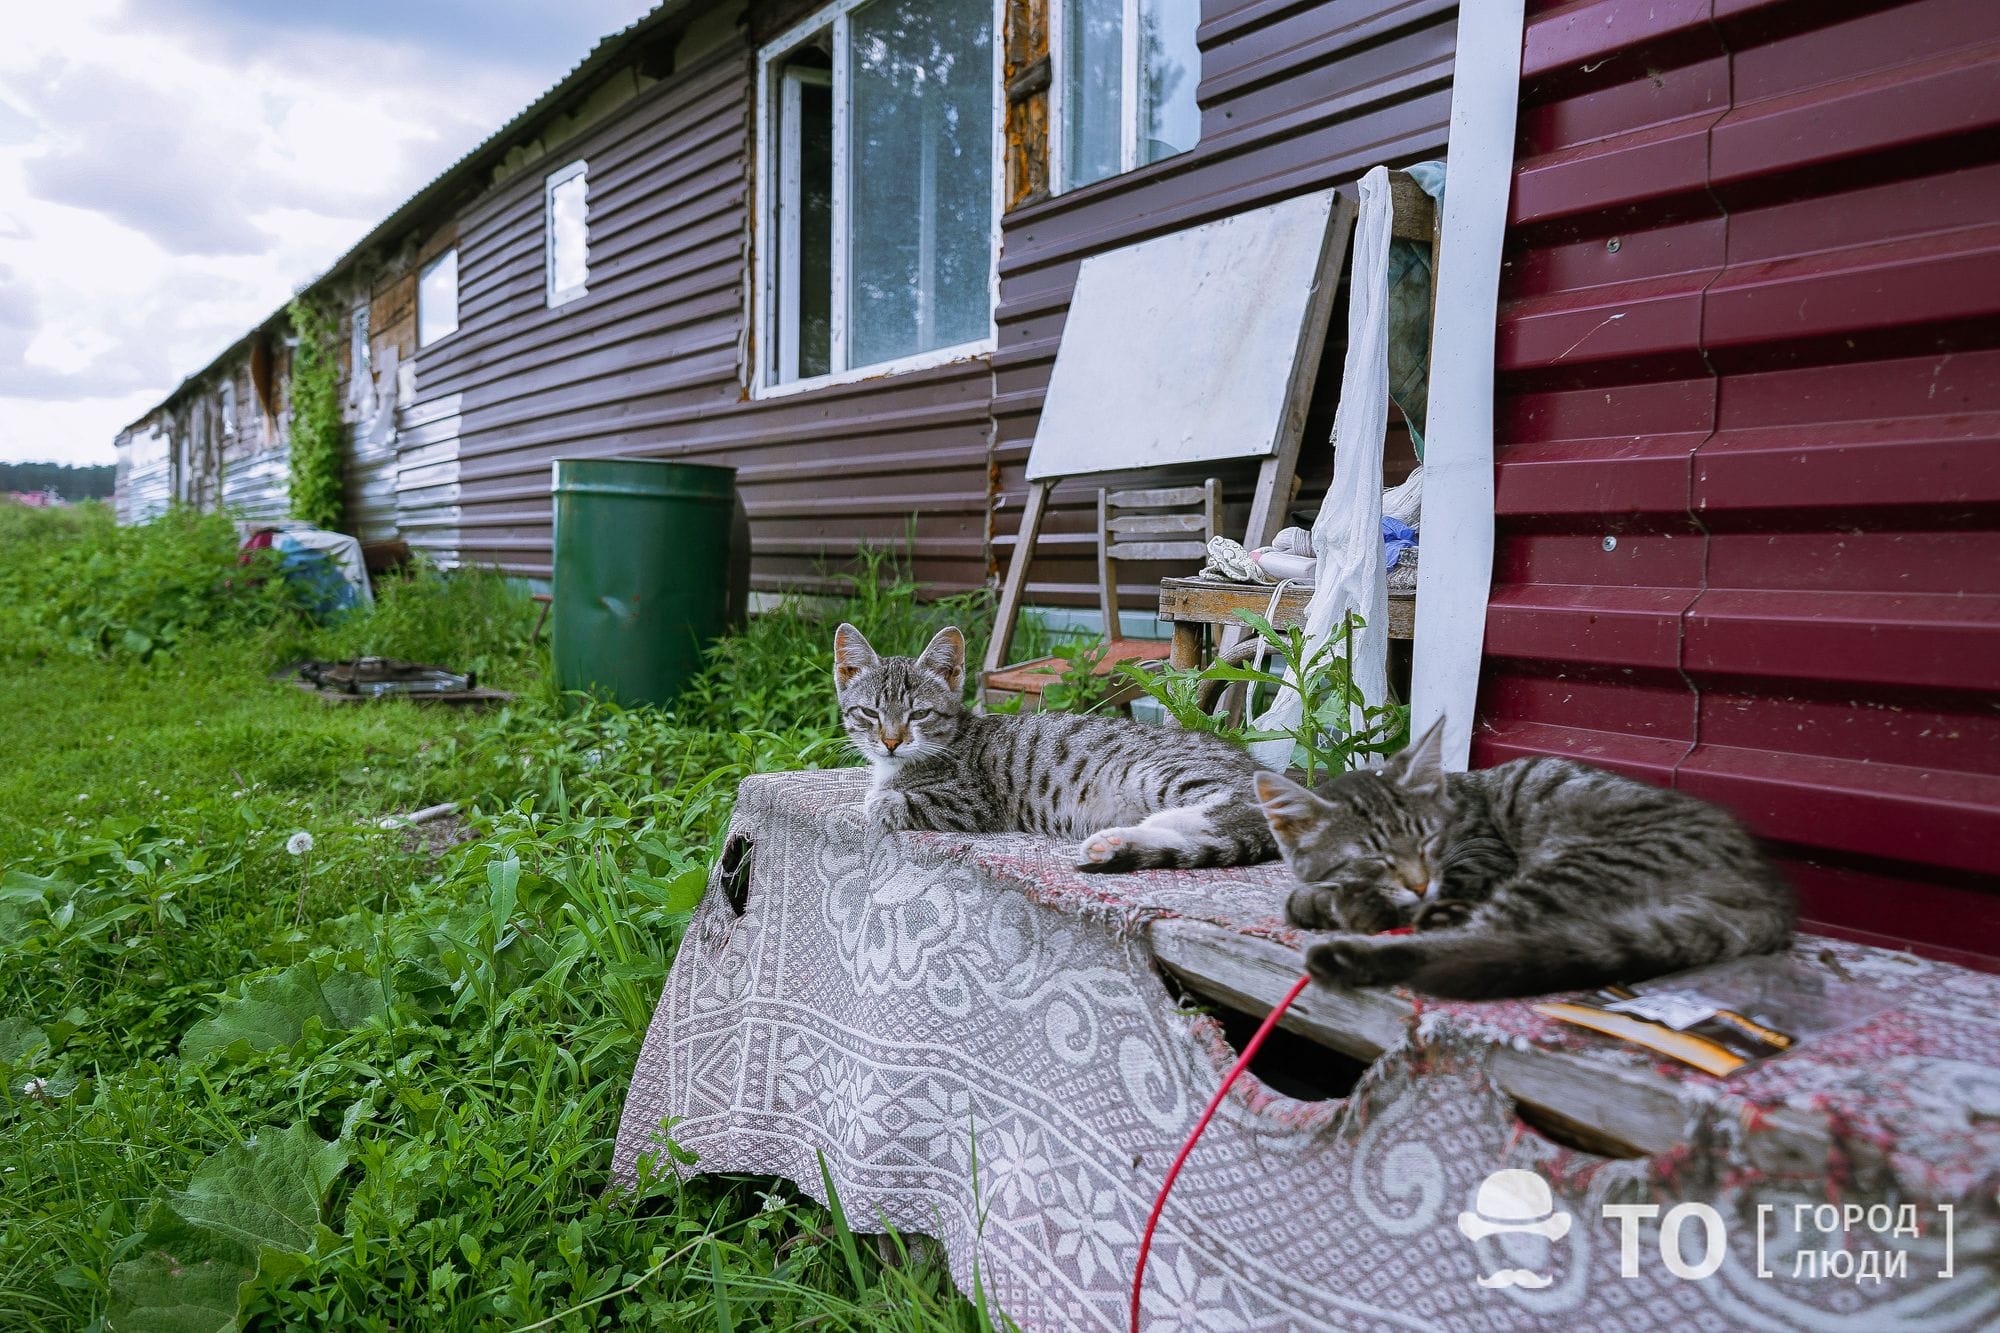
[
  {"xmin": 1120, "ymin": 609, "xmax": 1409, "ymax": 782},
  {"xmin": 0, "ymin": 507, "xmax": 998, "ymax": 1330}
]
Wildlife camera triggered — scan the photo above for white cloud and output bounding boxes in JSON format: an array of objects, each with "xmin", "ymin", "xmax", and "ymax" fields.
[{"xmin": 0, "ymin": 0, "xmax": 655, "ymax": 464}]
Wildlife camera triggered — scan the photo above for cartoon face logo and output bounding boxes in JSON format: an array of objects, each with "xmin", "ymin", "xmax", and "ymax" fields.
[{"xmin": 1457, "ymin": 1169, "xmax": 1571, "ymax": 1289}]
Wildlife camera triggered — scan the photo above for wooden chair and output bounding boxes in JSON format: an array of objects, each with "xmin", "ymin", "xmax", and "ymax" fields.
[{"xmin": 981, "ymin": 479, "xmax": 1223, "ymax": 710}]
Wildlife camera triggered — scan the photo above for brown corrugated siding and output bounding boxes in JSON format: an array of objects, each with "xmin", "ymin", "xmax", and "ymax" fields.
[
  {"xmin": 434, "ymin": 34, "xmax": 993, "ymax": 594},
  {"xmin": 1485, "ymin": 0, "xmax": 2000, "ymax": 966},
  {"xmin": 992, "ymin": 0, "xmax": 1457, "ymax": 607},
  {"xmin": 430, "ymin": 1, "xmax": 1452, "ymax": 601}
]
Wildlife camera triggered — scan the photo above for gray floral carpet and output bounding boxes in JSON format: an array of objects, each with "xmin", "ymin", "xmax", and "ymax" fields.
[{"xmin": 615, "ymin": 769, "xmax": 2000, "ymax": 1331}]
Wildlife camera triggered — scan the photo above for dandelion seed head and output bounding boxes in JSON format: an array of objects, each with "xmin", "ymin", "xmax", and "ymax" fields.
[{"xmin": 285, "ymin": 831, "xmax": 315, "ymax": 856}]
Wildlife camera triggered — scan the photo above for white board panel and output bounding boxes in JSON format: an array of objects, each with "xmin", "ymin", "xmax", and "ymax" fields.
[{"xmin": 1025, "ymin": 188, "xmax": 1340, "ymax": 481}]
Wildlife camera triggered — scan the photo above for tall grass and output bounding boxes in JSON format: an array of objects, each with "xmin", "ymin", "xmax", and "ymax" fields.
[{"xmin": 0, "ymin": 506, "xmax": 1007, "ymax": 1331}]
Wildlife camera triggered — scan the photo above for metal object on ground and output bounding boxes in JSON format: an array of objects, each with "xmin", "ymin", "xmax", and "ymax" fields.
[
  {"xmin": 551, "ymin": 457, "xmax": 737, "ymax": 707},
  {"xmin": 283, "ymin": 658, "xmax": 513, "ymax": 707}
]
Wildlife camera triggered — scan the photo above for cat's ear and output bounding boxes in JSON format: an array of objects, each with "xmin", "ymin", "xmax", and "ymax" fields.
[
  {"xmin": 1254, "ymin": 770, "xmax": 1332, "ymax": 857},
  {"xmin": 1391, "ymin": 716, "xmax": 1448, "ymax": 798},
  {"xmin": 832, "ymin": 622, "xmax": 879, "ymax": 689},
  {"xmin": 915, "ymin": 625, "xmax": 966, "ymax": 694}
]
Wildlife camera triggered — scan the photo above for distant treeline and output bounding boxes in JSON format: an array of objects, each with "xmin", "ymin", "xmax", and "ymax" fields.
[{"xmin": 0, "ymin": 462, "xmax": 116, "ymax": 500}]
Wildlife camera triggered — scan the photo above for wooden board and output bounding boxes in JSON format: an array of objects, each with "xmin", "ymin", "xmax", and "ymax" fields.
[
  {"xmin": 1157, "ymin": 578, "xmax": 1416, "ymax": 640},
  {"xmin": 1150, "ymin": 920, "xmax": 1853, "ymax": 1175}
]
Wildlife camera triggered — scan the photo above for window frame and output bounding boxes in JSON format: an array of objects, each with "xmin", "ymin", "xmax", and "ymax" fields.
[
  {"xmin": 417, "ymin": 247, "xmax": 460, "ymax": 349},
  {"xmin": 218, "ymin": 380, "xmax": 236, "ymax": 437},
  {"xmin": 349, "ymin": 300, "xmax": 372, "ymax": 404},
  {"xmin": 1048, "ymin": 0, "xmax": 1198, "ymax": 195},
  {"xmin": 750, "ymin": 0, "xmax": 1005, "ymax": 400},
  {"xmin": 544, "ymin": 159, "xmax": 591, "ymax": 308}
]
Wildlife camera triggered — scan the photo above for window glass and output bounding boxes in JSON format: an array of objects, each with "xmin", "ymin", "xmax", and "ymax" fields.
[
  {"xmin": 219, "ymin": 381, "xmax": 236, "ymax": 435},
  {"xmin": 547, "ymin": 165, "xmax": 590, "ymax": 303},
  {"xmin": 350, "ymin": 303, "xmax": 371, "ymax": 381},
  {"xmin": 773, "ymin": 55, "xmax": 833, "ymax": 381},
  {"xmin": 1139, "ymin": 0, "xmax": 1200, "ymax": 165},
  {"xmin": 847, "ymin": 0, "xmax": 995, "ymax": 368},
  {"xmin": 1063, "ymin": 0, "xmax": 1122, "ymax": 190},
  {"xmin": 418, "ymin": 249, "xmax": 459, "ymax": 347},
  {"xmin": 1059, "ymin": 0, "xmax": 1199, "ymax": 190}
]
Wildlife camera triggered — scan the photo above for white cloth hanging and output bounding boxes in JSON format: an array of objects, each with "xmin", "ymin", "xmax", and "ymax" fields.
[{"xmin": 1248, "ymin": 166, "xmax": 1395, "ymax": 769}]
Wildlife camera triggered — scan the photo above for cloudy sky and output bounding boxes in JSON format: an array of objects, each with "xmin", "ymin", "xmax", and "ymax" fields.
[{"xmin": 0, "ymin": 0, "xmax": 659, "ymax": 465}]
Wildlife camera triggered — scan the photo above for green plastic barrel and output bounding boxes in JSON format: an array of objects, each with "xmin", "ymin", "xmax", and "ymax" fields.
[{"xmin": 551, "ymin": 458, "xmax": 739, "ymax": 707}]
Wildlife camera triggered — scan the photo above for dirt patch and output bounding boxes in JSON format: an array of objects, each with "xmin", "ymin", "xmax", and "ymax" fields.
[{"xmin": 399, "ymin": 813, "xmax": 473, "ymax": 863}]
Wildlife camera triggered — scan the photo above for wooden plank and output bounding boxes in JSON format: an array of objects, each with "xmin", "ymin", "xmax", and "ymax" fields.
[
  {"xmin": 1149, "ymin": 920, "xmax": 1849, "ymax": 1175},
  {"xmin": 1389, "ymin": 173, "xmax": 1437, "ymax": 242},
  {"xmin": 1106, "ymin": 540, "xmax": 1209, "ymax": 562},
  {"xmin": 1106, "ymin": 485, "xmax": 1210, "ymax": 509},
  {"xmin": 1157, "ymin": 578, "xmax": 1415, "ymax": 640},
  {"xmin": 1096, "ymin": 488, "xmax": 1116, "ymax": 642},
  {"xmin": 985, "ymin": 479, "xmax": 1050, "ymax": 676},
  {"xmin": 1108, "ymin": 513, "xmax": 1208, "ymax": 535},
  {"xmin": 1241, "ymin": 189, "xmax": 1358, "ymax": 553}
]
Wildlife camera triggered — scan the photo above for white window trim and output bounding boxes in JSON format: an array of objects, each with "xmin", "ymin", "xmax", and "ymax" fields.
[
  {"xmin": 750, "ymin": 0, "xmax": 1004, "ymax": 400},
  {"xmin": 1049, "ymin": 0, "xmax": 1157, "ymax": 196},
  {"xmin": 544, "ymin": 159, "xmax": 590, "ymax": 309}
]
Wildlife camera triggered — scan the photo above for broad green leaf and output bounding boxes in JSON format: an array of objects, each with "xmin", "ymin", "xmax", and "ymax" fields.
[
  {"xmin": 106, "ymin": 1125, "xmax": 349, "ymax": 1332},
  {"xmin": 0, "ymin": 1017, "xmax": 48, "ymax": 1065},
  {"xmin": 179, "ymin": 960, "xmax": 390, "ymax": 1058},
  {"xmin": 663, "ymin": 865, "xmax": 708, "ymax": 913},
  {"xmin": 170, "ymin": 1123, "xmax": 351, "ymax": 1256},
  {"xmin": 106, "ymin": 1213, "xmax": 251, "ymax": 1333}
]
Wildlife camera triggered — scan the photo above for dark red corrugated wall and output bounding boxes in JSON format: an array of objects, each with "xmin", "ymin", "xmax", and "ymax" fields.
[{"xmin": 1485, "ymin": 0, "xmax": 2000, "ymax": 967}]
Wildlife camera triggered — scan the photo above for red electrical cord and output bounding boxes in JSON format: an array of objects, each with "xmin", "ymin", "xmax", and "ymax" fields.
[{"xmin": 1130, "ymin": 971, "xmax": 1313, "ymax": 1333}]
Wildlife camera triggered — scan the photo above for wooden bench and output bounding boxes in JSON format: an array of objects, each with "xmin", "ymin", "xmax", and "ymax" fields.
[{"xmin": 1156, "ymin": 577, "xmax": 1415, "ymax": 670}]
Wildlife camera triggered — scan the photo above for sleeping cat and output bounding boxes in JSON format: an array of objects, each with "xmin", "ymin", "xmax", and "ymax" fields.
[
  {"xmin": 832, "ymin": 623, "xmax": 1274, "ymax": 871},
  {"xmin": 1255, "ymin": 720, "xmax": 1794, "ymax": 1000}
]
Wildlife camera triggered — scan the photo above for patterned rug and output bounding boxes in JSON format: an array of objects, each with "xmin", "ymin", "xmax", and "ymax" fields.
[{"xmin": 614, "ymin": 769, "xmax": 2000, "ymax": 1331}]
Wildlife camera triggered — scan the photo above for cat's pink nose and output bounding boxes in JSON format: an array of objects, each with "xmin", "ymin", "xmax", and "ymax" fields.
[{"xmin": 881, "ymin": 731, "xmax": 905, "ymax": 753}]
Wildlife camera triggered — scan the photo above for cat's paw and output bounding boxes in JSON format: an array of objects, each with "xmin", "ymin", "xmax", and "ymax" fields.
[
  {"xmin": 1413, "ymin": 898, "xmax": 1474, "ymax": 931},
  {"xmin": 1077, "ymin": 829, "xmax": 1139, "ymax": 872},
  {"xmin": 1305, "ymin": 935, "xmax": 1399, "ymax": 989},
  {"xmin": 864, "ymin": 790, "xmax": 913, "ymax": 834},
  {"xmin": 1286, "ymin": 870, "xmax": 1406, "ymax": 934},
  {"xmin": 1285, "ymin": 882, "xmax": 1344, "ymax": 929}
]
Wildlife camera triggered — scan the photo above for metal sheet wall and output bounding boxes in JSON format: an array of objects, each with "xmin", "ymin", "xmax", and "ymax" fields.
[
  {"xmin": 1487, "ymin": 0, "xmax": 2000, "ymax": 965},
  {"xmin": 991, "ymin": 0, "xmax": 1457, "ymax": 607},
  {"xmin": 114, "ymin": 420, "xmax": 173, "ymax": 524},
  {"xmin": 435, "ymin": 36, "xmax": 993, "ymax": 593}
]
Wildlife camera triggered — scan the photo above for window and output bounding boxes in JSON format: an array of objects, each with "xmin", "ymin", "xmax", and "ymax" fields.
[
  {"xmin": 1055, "ymin": 0, "xmax": 1200, "ymax": 192},
  {"xmin": 219, "ymin": 381, "xmax": 236, "ymax": 436},
  {"xmin": 349, "ymin": 301, "xmax": 371, "ymax": 394},
  {"xmin": 545, "ymin": 161, "xmax": 590, "ymax": 307},
  {"xmin": 757, "ymin": 0, "xmax": 997, "ymax": 392},
  {"xmin": 417, "ymin": 248, "xmax": 459, "ymax": 347}
]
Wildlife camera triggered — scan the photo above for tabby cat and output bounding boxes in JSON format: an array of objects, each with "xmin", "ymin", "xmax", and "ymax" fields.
[
  {"xmin": 1255, "ymin": 720, "xmax": 1794, "ymax": 999},
  {"xmin": 833, "ymin": 624, "xmax": 1275, "ymax": 871}
]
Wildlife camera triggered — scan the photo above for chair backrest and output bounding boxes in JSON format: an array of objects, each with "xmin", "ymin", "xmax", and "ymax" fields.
[{"xmin": 1097, "ymin": 478, "xmax": 1224, "ymax": 639}]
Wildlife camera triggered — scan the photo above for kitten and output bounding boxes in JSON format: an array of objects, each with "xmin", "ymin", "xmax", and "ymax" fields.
[
  {"xmin": 1255, "ymin": 720, "xmax": 1794, "ymax": 1000},
  {"xmin": 832, "ymin": 623, "xmax": 1275, "ymax": 871}
]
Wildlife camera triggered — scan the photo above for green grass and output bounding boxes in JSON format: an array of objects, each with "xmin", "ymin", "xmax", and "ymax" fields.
[{"xmin": 0, "ymin": 507, "xmax": 1006, "ymax": 1331}]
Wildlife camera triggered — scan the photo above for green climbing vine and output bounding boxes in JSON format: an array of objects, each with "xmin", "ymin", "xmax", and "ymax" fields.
[{"xmin": 286, "ymin": 296, "xmax": 345, "ymax": 530}]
